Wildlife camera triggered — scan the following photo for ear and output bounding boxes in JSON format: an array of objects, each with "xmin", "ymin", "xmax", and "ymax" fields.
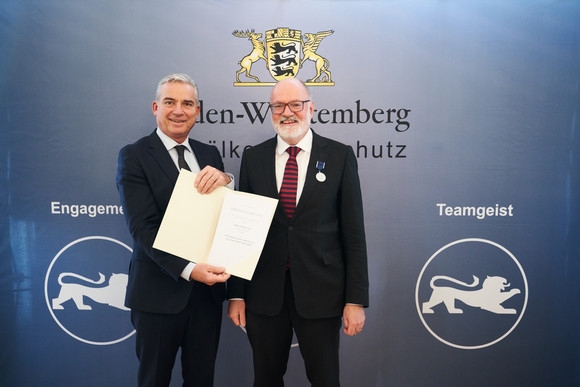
[{"xmin": 152, "ymin": 100, "xmax": 158, "ymax": 116}]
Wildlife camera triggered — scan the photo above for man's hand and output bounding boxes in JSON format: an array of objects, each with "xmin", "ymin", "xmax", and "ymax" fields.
[
  {"xmin": 190, "ymin": 263, "xmax": 230, "ymax": 285},
  {"xmin": 343, "ymin": 304, "xmax": 365, "ymax": 336},
  {"xmin": 228, "ymin": 299, "xmax": 246, "ymax": 327},
  {"xmin": 195, "ymin": 166, "xmax": 231, "ymax": 194}
]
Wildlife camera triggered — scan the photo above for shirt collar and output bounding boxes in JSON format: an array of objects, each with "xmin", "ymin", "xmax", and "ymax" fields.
[
  {"xmin": 276, "ymin": 129, "xmax": 313, "ymax": 156},
  {"xmin": 156, "ymin": 127, "xmax": 193, "ymax": 153}
]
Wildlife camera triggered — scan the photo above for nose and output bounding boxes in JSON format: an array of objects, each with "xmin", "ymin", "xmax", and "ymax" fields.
[
  {"xmin": 281, "ymin": 104, "xmax": 293, "ymax": 115},
  {"xmin": 173, "ymin": 103, "xmax": 185, "ymax": 114}
]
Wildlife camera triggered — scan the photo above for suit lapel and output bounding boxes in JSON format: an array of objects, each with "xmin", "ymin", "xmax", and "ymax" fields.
[
  {"xmin": 146, "ymin": 131, "xmax": 179, "ymax": 183},
  {"xmin": 260, "ymin": 138, "xmax": 289, "ymax": 225},
  {"xmin": 263, "ymin": 137, "xmax": 279, "ymax": 199},
  {"xmin": 189, "ymin": 138, "xmax": 210, "ymax": 170},
  {"xmin": 294, "ymin": 131, "xmax": 328, "ymax": 219}
]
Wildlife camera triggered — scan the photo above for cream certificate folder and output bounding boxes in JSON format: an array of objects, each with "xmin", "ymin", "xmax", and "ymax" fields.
[{"xmin": 153, "ymin": 169, "xmax": 278, "ymax": 280}]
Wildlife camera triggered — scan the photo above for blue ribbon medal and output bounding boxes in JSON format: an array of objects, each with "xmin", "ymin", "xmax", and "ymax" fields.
[{"xmin": 316, "ymin": 161, "xmax": 326, "ymax": 182}]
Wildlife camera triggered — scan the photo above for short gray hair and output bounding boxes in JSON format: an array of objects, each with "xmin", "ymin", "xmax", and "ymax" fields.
[{"xmin": 155, "ymin": 73, "xmax": 199, "ymax": 104}]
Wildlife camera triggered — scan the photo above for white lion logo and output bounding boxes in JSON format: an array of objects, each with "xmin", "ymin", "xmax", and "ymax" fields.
[
  {"xmin": 422, "ymin": 275, "xmax": 521, "ymax": 315},
  {"xmin": 52, "ymin": 272, "xmax": 130, "ymax": 311}
]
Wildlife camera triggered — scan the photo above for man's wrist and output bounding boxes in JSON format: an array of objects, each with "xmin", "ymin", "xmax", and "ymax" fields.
[{"xmin": 180, "ymin": 262, "xmax": 196, "ymax": 281}]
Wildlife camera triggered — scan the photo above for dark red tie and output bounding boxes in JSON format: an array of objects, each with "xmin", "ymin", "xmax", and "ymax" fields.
[{"xmin": 280, "ymin": 146, "xmax": 301, "ymax": 219}]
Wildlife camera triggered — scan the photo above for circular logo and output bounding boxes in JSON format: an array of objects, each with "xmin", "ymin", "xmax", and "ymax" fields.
[
  {"xmin": 44, "ymin": 236, "xmax": 135, "ymax": 345},
  {"xmin": 415, "ymin": 238, "xmax": 528, "ymax": 350}
]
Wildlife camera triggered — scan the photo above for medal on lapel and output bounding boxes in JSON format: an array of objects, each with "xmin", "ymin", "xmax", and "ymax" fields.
[{"xmin": 315, "ymin": 161, "xmax": 326, "ymax": 182}]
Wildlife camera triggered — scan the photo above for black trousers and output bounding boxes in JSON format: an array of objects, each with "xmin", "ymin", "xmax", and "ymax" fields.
[
  {"xmin": 246, "ymin": 271, "xmax": 342, "ymax": 387},
  {"xmin": 131, "ymin": 282, "xmax": 222, "ymax": 387}
]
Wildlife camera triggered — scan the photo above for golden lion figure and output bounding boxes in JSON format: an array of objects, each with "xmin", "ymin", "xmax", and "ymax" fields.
[
  {"xmin": 233, "ymin": 29, "xmax": 266, "ymax": 83},
  {"xmin": 52, "ymin": 272, "xmax": 130, "ymax": 311},
  {"xmin": 300, "ymin": 30, "xmax": 334, "ymax": 83},
  {"xmin": 422, "ymin": 275, "xmax": 521, "ymax": 315}
]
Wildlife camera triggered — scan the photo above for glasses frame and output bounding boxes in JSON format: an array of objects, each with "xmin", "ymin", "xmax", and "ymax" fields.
[{"xmin": 268, "ymin": 100, "xmax": 311, "ymax": 114}]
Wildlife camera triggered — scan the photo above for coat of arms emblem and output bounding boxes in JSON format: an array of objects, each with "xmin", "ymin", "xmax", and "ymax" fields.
[{"xmin": 233, "ymin": 27, "xmax": 334, "ymax": 86}]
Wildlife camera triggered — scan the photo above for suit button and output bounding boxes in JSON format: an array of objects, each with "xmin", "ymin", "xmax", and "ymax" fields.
[{"xmin": 288, "ymin": 226, "xmax": 294, "ymax": 231}]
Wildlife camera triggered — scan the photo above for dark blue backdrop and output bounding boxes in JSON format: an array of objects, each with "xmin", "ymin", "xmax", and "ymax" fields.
[{"xmin": 1, "ymin": 1, "xmax": 579, "ymax": 386}]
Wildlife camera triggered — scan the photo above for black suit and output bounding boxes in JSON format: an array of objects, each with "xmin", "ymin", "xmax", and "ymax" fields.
[
  {"xmin": 228, "ymin": 130, "xmax": 369, "ymax": 386},
  {"xmin": 117, "ymin": 131, "xmax": 226, "ymax": 387}
]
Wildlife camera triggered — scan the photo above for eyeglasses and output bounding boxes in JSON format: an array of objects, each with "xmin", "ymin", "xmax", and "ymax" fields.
[{"xmin": 269, "ymin": 100, "xmax": 310, "ymax": 114}]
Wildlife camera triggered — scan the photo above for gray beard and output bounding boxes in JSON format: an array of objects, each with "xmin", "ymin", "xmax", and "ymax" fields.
[{"xmin": 273, "ymin": 118, "xmax": 309, "ymax": 142}]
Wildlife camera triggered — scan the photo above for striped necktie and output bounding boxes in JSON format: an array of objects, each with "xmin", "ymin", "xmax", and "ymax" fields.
[{"xmin": 280, "ymin": 146, "xmax": 301, "ymax": 219}]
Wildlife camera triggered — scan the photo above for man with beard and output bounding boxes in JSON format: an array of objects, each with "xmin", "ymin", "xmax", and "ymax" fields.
[{"xmin": 227, "ymin": 78, "xmax": 369, "ymax": 387}]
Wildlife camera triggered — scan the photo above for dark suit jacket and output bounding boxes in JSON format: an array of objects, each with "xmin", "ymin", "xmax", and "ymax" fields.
[
  {"xmin": 117, "ymin": 130, "xmax": 226, "ymax": 314},
  {"xmin": 228, "ymin": 130, "xmax": 369, "ymax": 319}
]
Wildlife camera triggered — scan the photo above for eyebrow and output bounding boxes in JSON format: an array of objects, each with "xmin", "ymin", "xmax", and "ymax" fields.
[
  {"xmin": 271, "ymin": 99, "xmax": 305, "ymax": 104},
  {"xmin": 162, "ymin": 97, "xmax": 196, "ymax": 104}
]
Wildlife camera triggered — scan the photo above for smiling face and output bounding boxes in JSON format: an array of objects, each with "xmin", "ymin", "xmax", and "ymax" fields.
[
  {"xmin": 152, "ymin": 81, "xmax": 200, "ymax": 143},
  {"xmin": 270, "ymin": 78, "xmax": 314, "ymax": 145}
]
